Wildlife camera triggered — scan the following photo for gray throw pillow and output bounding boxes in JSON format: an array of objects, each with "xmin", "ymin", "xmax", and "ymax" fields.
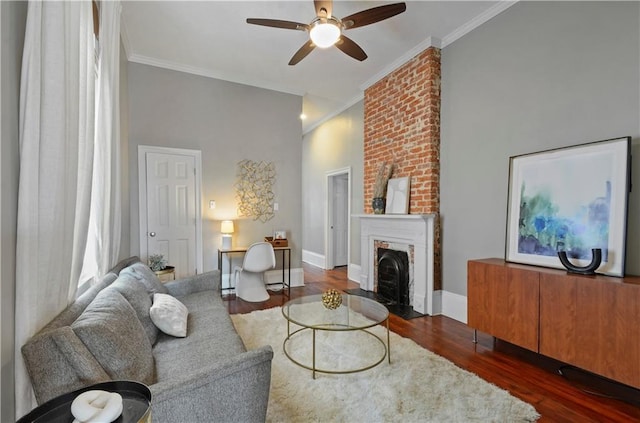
[
  {"xmin": 71, "ymin": 288, "xmax": 155, "ymax": 385},
  {"xmin": 110, "ymin": 274, "xmax": 159, "ymax": 345},
  {"xmin": 120, "ymin": 262, "xmax": 169, "ymax": 295}
]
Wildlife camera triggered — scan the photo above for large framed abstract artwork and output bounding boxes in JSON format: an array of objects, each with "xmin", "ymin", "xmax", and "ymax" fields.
[{"xmin": 505, "ymin": 137, "xmax": 631, "ymax": 277}]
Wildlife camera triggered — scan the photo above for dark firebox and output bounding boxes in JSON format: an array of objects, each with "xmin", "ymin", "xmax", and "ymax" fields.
[{"xmin": 376, "ymin": 248, "xmax": 410, "ymax": 306}]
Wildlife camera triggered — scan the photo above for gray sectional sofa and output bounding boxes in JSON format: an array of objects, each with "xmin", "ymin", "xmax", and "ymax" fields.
[{"xmin": 21, "ymin": 257, "xmax": 273, "ymax": 422}]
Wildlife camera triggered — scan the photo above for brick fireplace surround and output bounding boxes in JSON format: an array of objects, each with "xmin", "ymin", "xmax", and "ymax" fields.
[{"xmin": 363, "ymin": 46, "xmax": 442, "ymax": 290}]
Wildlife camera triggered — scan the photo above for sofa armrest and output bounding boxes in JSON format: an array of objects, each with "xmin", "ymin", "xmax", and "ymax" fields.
[
  {"xmin": 163, "ymin": 270, "xmax": 220, "ymax": 297},
  {"xmin": 149, "ymin": 345, "xmax": 273, "ymax": 423}
]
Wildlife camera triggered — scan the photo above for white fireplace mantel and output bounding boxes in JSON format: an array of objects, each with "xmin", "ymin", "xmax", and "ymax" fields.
[{"xmin": 353, "ymin": 214, "xmax": 441, "ymax": 315}]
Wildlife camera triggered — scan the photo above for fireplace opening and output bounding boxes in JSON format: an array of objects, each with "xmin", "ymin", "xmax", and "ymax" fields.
[
  {"xmin": 345, "ymin": 244, "xmax": 423, "ymax": 320},
  {"xmin": 376, "ymin": 248, "xmax": 410, "ymax": 306}
]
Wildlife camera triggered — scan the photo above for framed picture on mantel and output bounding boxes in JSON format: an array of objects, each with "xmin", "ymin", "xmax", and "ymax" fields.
[
  {"xmin": 505, "ymin": 137, "xmax": 631, "ymax": 277},
  {"xmin": 385, "ymin": 177, "xmax": 410, "ymax": 214}
]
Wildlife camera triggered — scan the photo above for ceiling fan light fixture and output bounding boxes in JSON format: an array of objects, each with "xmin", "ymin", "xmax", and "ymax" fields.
[
  {"xmin": 309, "ymin": 19, "xmax": 341, "ymax": 48},
  {"xmin": 247, "ymin": 1, "xmax": 407, "ymax": 64}
]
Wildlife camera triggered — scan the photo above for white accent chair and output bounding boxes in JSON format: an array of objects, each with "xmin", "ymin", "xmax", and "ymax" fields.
[{"xmin": 234, "ymin": 242, "xmax": 276, "ymax": 302}]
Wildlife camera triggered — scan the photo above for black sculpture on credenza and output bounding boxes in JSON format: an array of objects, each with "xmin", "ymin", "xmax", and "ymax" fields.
[{"xmin": 557, "ymin": 248, "xmax": 602, "ymax": 275}]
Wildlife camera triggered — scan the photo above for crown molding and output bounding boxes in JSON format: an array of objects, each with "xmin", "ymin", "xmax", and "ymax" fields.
[
  {"xmin": 302, "ymin": 92, "xmax": 364, "ymax": 135},
  {"xmin": 119, "ymin": 16, "xmax": 132, "ymax": 59},
  {"xmin": 359, "ymin": 36, "xmax": 441, "ymax": 92},
  {"xmin": 358, "ymin": 1, "xmax": 519, "ymax": 92},
  {"xmin": 128, "ymin": 53, "xmax": 305, "ymax": 97},
  {"xmin": 441, "ymin": 1, "xmax": 519, "ymax": 48}
]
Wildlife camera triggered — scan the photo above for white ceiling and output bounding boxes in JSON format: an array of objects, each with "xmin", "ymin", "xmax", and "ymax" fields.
[{"xmin": 120, "ymin": 1, "xmax": 516, "ymax": 133}]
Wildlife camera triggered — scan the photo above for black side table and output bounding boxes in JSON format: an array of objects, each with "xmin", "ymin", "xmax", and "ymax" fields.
[{"xmin": 17, "ymin": 380, "xmax": 151, "ymax": 423}]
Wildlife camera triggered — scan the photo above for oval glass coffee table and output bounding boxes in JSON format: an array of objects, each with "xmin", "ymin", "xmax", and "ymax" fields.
[{"xmin": 282, "ymin": 293, "xmax": 390, "ymax": 379}]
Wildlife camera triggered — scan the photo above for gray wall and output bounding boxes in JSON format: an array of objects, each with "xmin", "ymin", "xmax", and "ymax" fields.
[
  {"xmin": 1, "ymin": 2, "xmax": 27, "ymax": 421},
  {"xmin": 441, "ymin": 1, "xmax": 640, "ymax": 295},
  {"xmin": 301, "ymin": 101, "xmax": 364, "ymax": 268},
  {"xmin": 127, "ymin": 63, "xmax": 302, "ymax": 271}
]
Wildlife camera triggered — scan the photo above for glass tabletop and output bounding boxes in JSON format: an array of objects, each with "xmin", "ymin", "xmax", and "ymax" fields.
[{"xmin": 282, "ymin": 294, "xmax": 388, "ymax": 330}]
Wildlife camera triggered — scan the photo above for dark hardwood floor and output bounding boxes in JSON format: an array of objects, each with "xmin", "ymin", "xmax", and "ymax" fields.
[{"xmin": 224, "ymin": 264, "xmax": 640, "ymax": 422}]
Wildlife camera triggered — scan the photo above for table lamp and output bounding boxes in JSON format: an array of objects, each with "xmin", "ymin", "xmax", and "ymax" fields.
[{"xmin": 221, "ymin": 220, "xmax": 234, "ymax": 250}]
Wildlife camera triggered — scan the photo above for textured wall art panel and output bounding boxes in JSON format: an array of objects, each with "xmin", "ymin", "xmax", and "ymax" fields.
[{"xmin": 235, "ymin": 160, "xmax": 276, "ymax": 222}]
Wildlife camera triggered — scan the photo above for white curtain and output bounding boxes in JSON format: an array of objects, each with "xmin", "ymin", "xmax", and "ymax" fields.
[
  {"xmin": 15, "ymin": 1, "xmax": 95, "ymax": 417},
  {"xmin": 85, "ymin": 1, "xmax": 122, "ymax": 278}
]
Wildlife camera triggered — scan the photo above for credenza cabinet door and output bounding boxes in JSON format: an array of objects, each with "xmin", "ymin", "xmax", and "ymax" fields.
[
  {"xmin": 540, "ymin": 274, "xmax": 640, "ymax": 389},
  {"xmin": 468, "ymin": 260, "xmax": 539, "ymax": 351},
  {"xmin": 469, "ymin": 258, "xmax": 640, "ymax": 389}
]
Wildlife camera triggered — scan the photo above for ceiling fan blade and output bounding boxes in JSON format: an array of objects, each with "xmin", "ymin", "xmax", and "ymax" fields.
[
  {"xmin": 246, "ymin": 18, "xmax": 308, "ymax": 31},
  {"xmin": 335, "ymin": 35, "xmax": 367, "ymax": 62},
  {"xmin": 342, "ymin": 3, "xmax": 407, "ymax": 30},
  {"xmin": 289, "ymin": 41, "xmax": 316, "ymax": 65},
  {"xmin": 314, "ymin": 0, "xmax": 332, "ymax": 18}
]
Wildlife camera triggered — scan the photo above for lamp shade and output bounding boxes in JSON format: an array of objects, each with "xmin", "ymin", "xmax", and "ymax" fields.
[{"xmin": 221, "ymin": 220, "xmax": 234, "ymax": 234}]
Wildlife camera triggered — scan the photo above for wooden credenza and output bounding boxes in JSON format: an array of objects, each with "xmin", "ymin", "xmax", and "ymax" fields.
[{"xmin": 468, "ymin": 258, "xmax": 640, "ymax": 389}]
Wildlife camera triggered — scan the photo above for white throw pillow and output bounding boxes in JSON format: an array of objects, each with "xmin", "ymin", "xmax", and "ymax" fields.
[{"xmin": 150, "ymin": 293, "xmax": 188, "ymax": 337}]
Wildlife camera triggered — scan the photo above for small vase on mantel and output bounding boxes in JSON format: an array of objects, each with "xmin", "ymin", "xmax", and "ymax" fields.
[{"xmin": 372, "ymin": 197, "xmax": 386, "ymax": 214}]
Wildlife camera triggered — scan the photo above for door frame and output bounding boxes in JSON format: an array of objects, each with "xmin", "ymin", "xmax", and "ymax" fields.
[
  {"xmin": 325, "ymin": 167, "xmax": 351, "ymax": 269},
  {"xmin": 138, "ymin": 145, "xmax": 203, "ymax": 274}
]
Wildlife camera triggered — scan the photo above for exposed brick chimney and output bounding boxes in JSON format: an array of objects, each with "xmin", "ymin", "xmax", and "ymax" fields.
[{"xmin": 364, "ymin": 46, "xmax": 441, "ymax": 290}]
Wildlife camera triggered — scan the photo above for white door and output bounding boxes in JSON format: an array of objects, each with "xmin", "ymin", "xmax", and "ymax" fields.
[
  {"xmin": 142, "ymin": 151, "xmax": 199, "ymax": 278},
  {"xmin": 332, "ymin": 174, "xmax": 349, "ymax": 267}
]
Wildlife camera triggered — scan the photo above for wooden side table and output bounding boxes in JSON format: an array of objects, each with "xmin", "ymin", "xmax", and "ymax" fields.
[{"xmin": 154, "ymin": 265, "xmax": 176, "ymax": 282}]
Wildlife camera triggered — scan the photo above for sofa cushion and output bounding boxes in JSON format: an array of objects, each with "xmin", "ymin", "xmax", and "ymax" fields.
[
  {"xmin": 110, "ymin": 274, "xmax": 159, "ymax": 345},
  {"xmin": 50, "ymin": 326, "xmax": 110, "ymax": 382},
  {"xmin": 153, "ymin": 305, "xmax": 246, "ymax": 381},
  {"xmin": 21, "ymin": 326, "xmax": 110, "ymax": 404},
  {"xmin": 120, "ymin": 262, "xmax": 168, "ymax": 295},
  {"xmin": 175, "ymin": 289, "xmax": 224, "ymax": 313},
  {"xmin": 71, "ymin": 288, "xmax": 155, "ymax": 385},
  {"xmin": 150, "ymin": 293, "xmax": 188, "ymax": 337},
  {"xmin": 41, "ymin": 272, "xmax": 118, "ymax": 332}
]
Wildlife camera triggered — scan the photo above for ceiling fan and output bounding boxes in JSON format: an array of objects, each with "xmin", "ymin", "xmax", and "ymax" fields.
[{"xmin": 246, "ymin": 1, "xmax": 407, "ymax": 65}]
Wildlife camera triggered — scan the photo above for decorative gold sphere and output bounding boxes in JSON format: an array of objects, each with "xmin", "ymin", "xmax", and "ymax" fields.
[{"xmin": 321, "ymin": 289, "xmax": 343, "ymax": 310}]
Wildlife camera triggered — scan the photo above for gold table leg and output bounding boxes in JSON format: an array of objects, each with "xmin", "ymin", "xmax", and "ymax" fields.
[
  {"xmin": 387, "ymin": 318, "xmax": 391, "ymax": 363},
  {"xmin": 282, "ymin": 323, "xmax": 389, "ymax": 379},
  {"xmin": 312, "ymin": 329, "xmax": 316, "ymax": 379}
]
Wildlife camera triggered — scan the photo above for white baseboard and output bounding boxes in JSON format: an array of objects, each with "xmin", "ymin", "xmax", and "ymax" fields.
[
  {"xmin": 225, "ymin": 255, "xmax": 468, "ymax": 322},
  {"xmin": 265, "ymin": 267, "xmax": 304, "ymax": 287},
  {"xmin": 344, "ymin": 265, "xmax": 467, "ymax": 322},
  {"xmin": 441, "ymin": 291, "xmax": 467, "ymax": 323},
  {"xmin": 431, "ymin": 290, "xmax": 443, "ymax": 316},
  {"xmin": 347, "ymin": 263, "xmax": 361, "ymax": 284},
  {"xmin": 222, "ymin": 267, "xmax": 305, "ymax": 290},
  {"xmin": 302, "ymin": 249, "xmax": 325, "ymax": 269}
]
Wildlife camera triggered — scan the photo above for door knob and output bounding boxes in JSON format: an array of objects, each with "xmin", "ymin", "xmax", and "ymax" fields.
[{"xmin": 149, "ymin": 232, "xmax": 156, "ymax": 237}]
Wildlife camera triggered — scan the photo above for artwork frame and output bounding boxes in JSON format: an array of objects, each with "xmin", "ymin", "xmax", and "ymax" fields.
[
  {"xmin": 385, "ymin": 177, "xmax": 410, "ymax": 214},
  {"xmin": 505, "ymin": 137, "xmax": 631, "ymax": 277},
  {"xmin": 273, "ymin": 230, "xmax": 287, "ymax": 240}
]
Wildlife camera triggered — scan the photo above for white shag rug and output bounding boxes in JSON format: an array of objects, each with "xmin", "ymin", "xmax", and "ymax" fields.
[{"xmin": 231, "ymin": 306, "xmax": 540, "ymax": 422}]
